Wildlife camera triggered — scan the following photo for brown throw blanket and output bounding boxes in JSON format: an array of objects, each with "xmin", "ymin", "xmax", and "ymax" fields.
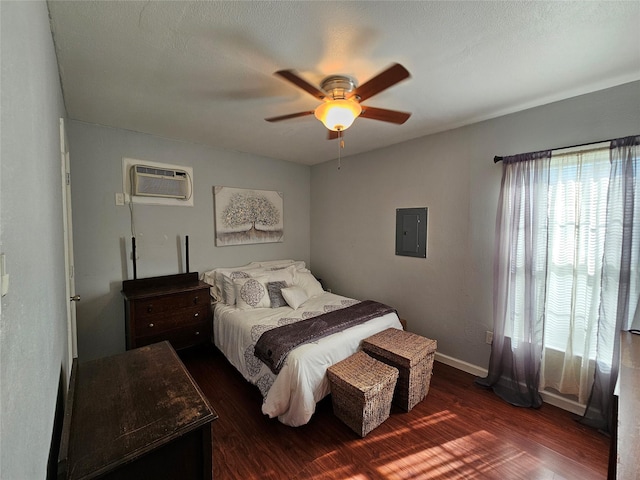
[{"xmin": 254, "ymin": 300, "xmax": 396, "ymax": 374}]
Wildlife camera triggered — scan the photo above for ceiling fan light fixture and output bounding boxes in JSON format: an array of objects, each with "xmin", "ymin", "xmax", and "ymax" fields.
[{"xmin": 314, "ymin": 99, "xmax": 362, "ymax": 132}]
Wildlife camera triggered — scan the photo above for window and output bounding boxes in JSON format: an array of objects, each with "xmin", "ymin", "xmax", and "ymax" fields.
[
  {"xmin": 504, "ymin": 144, "xmax": 612, "ymax": 402},
  {"xmin": 483, "ymin": 136, "xmax": 639, "ymax": 429},
  {"xmin": 544, "ymin": 147, "xmax": 610, "ymax": 358}
]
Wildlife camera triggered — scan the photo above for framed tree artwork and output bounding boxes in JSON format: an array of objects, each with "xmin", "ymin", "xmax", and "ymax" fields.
[{"xmin": 214, "ymin": 186, "xmax": 284, "ymax": 246}]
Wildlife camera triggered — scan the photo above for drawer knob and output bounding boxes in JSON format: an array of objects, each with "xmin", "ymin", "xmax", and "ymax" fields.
[
  {"xmin": 149, "ymin": 323, "xmax": 154, "ymax": 328},
  {"xmin": 194, "ymin": 312, "xmax": 199, "ymax": 317},
  {"xmin": 147, "ymin": 306, "xmax": 153, "ymax": 313},
  {"xmin": 193, "ymin": 296, "xmax": 199, "ymax": 305},
  {"xmin": 195, "ymin": 331, "xmax": 200, "ymax": 335}
]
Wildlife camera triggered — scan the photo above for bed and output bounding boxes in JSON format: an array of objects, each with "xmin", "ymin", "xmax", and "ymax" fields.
[{"xmin": 202, "ymin": 260, "xmax": 402, "ymax": 426}]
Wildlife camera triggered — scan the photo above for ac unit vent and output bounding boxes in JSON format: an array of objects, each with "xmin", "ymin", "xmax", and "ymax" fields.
[{"xmin": 132, "ymin": 164, "xmax": 189, "ymax": 199}]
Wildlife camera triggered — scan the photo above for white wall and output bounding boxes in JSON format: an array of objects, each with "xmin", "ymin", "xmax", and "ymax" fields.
[
  {"xmin": 310, "ymin": 81, "xmax": 640, "ymax": 369},
  {"xmin": 67, "ymin": 121, "xmax": 311, "ymax": 361},
  {"xmin": 0, "ymin": 1, "xmax": 69, "ymax": 478}
]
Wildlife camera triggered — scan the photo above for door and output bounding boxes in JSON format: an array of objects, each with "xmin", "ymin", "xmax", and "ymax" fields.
[{"xmin": 60, "ymin": 117, "xmax": 78, "ymax": 375}]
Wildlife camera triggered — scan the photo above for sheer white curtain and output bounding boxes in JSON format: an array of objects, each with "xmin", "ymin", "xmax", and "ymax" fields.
[
  {"xmin": 475, "ymin": 151, "xmax": 551, "ymax": 408},
  {"xmin": 582, "ymin": 135, "xmax": 640, "ymax": 432},
  {"xmin": 540, "ymin": 147, "xmax": 611, "ymax": 404}
]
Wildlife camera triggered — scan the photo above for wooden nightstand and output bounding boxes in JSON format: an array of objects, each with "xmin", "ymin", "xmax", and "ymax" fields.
[{"xmin": 122, "ymin": 272, "xmax": 212, "ymax": 351}]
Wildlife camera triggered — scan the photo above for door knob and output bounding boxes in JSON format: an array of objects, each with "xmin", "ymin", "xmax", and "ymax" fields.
[{"xmin": 70, "ymin": 295, "xmax": 81, "ymax": 302}]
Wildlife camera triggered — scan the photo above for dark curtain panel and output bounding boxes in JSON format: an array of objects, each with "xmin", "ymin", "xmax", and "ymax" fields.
[{"xmin": 475, "ymin": 151, "xmax": 552, "ymax": 408}]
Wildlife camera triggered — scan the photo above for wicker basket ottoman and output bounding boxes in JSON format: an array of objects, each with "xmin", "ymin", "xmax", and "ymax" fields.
[
  {"xmin": 326, "ymin": 351, "xmax": 399, "ymax": 437},
  {"xmin": 362, "ymin": 328, "xmax": 437, "ymax": 412}
]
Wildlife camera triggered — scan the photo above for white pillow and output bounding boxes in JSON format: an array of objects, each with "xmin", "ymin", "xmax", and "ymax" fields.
[
  {"xmin": 200, "ymin": 271, "xmax": 221, "ymax": 302},
  {"xmin": 249, "ymin": 259, "xmax": 307, "ymax": 271},
  {"xmin": 203, "ymin": 264, "xmax": 258, "ymax": 304},
  {"xmin": 281, "ymin": 286, "xmax": 309, "ymax": 309},
  {"xmin": 294, "ymin": 270, "xmax": 325, "ymax": 298},
  {"xmin": 289, "ymin": 260, "xmax": 307, "ymax": 271},
  {"xmin": 220, "ymin": 270, "xmax": 256, "ymax": 305},
  {"xmin": 234, "ymin": 276, "xmax": 271, "ymax": 310},
  {"xmin": 248, "ymin": 259, "xmax": 295, "ymax": 267},
  {"xmin": 251, "ymin": 264, "xmax": 295, "ymax": 285}
]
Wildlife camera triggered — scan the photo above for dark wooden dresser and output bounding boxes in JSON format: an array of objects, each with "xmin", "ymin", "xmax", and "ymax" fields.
[
  {"xmin": 123, "ymin": 272, "xmax": 212, "ymax": 350},
  {"xmin": 58, "ymin": 341, "xmax": 218, "ymax": 479},
  {"xmin": 610, "ymin": 331, "xmax": 640, "ymax": 479}
]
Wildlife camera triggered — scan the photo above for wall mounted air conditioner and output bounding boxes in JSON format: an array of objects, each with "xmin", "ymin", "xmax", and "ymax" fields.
[{"xmin": 131, "ymin": 165, "xmax": 189, "ymax": 199}]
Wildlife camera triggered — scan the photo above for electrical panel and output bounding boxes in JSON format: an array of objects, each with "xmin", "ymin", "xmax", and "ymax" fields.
[{"xmin": 395, "ymin": 207, "xmax": 427, "ymax": 258}]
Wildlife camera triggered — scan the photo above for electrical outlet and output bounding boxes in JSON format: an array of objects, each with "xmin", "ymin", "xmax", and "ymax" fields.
[
  {"xmin": 485, "ymin": 331, "xmax": 493, "ymax": 345},
  {"xmin": 115, "ymin": 193, "xmax": 125, "ymax": 206}
]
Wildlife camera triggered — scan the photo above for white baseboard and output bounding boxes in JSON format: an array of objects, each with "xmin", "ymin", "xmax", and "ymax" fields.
[
  {"xmin": 435, "ymin": 352, "xmax": 488, "ymax": 377},
  {"xmin": 434, "ymin": 352, "xmax": 586, "ymax": 416},
  {"xmin": 539, "ymin": 390, "xmax": 586, "ymax": 416}
]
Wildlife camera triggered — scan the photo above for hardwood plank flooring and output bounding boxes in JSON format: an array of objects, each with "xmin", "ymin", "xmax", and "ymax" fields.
[{"xmin": 180, "ymin": 346, "xmax": 609, "ymax": 479}]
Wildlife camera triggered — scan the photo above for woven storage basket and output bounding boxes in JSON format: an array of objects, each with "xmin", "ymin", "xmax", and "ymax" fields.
[
  {"xmin": 326, "ymin": 351, "xmax": 399, "ymax": 437},
  {"xmin": 362, "ymin": 328, "xmax": 437, "ymax": 412}
]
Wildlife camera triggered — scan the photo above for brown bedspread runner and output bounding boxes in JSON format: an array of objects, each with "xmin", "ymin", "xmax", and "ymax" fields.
[{"xmin": 254, "ymin": 300, "xmax": 396, "ymax": 374}]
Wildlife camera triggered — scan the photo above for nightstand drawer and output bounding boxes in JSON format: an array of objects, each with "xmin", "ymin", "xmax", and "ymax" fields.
[
  {"xmin": 134, "ymin": 290, "xmax": 207, "ymax": 318},
  {"xmin": 134, "ymin": 304, "xmax": 209, "ymax": 337},
  {"xmin": 136, "ymin": 324, "xmax": 211, "ymax": 350}
]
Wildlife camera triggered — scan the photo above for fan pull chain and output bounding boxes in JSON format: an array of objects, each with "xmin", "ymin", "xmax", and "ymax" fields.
[{"xmin": 337, "ymin": 130, "xmax": 344, "ymax": 170}]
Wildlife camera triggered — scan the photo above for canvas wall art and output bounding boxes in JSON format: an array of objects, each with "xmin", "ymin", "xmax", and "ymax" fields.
[{"xmin": 214, "ymin": 186, "xmax": 284, "ymax": 246}]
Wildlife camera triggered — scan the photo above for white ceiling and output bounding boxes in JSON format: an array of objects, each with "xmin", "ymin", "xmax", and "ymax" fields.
[{"xmin": 48, "ymin": 1, "xmax": 640, "ymax": 165}]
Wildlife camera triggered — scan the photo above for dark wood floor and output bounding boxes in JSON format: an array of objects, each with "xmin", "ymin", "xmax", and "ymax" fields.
[{"xmin": 180, "ymin": 346, "xmax": 609, "ymax": 480}]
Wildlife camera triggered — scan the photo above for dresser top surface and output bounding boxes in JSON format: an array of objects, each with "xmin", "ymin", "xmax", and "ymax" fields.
[
  {"xmin": 66, "ymin": 341, "xmax": 217, "ymax": 478},
  {"xmin": 122, "ymin": 273, "xmax": 209, "ymax": 300}
]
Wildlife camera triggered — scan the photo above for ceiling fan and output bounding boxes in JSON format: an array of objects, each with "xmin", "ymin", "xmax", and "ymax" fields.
[{"xmin": 265, "ymin": 63, "xmax": 411, "ymax": 139}]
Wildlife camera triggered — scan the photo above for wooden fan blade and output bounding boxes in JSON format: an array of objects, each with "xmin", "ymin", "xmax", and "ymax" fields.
[
  {"xmin": 275, "ymin": 70, "xmax": 326, "ymax": 100},
  {"xmin": 348, "ymin": 63, "xmax": 410, "ymax": 102},
  {"xmin": 265, "ymin": 111, "xmax": 314, "ymax": 122},
  {"xmin": 360, "ymin": 106, "xmax": 411, "ymax": 124}
]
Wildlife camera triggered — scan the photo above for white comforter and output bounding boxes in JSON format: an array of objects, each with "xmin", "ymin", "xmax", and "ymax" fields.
[{"xmin": 213, "ymin": 292, "xmax": 402, "ymax": 426}]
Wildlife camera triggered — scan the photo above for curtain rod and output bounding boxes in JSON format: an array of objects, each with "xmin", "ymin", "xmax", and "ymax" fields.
[{"xmin": 493, "ymin": 137, "xmax": 619, "ymax": 163}]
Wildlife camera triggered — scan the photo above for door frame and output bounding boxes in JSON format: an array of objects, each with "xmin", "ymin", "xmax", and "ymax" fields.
[{"xmin": 60, "ymin": 117, "xmax": 77, "ymax": 373}]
